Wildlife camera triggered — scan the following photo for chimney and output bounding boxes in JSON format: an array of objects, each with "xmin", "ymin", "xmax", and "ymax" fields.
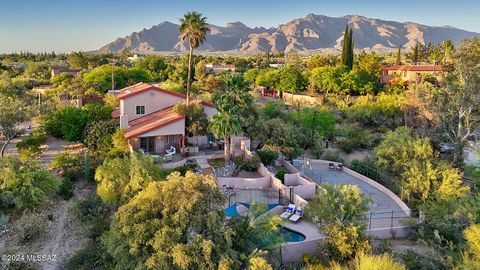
[{"xmin": 120, "ymin": 113, "xmax": 129, "ymax": 129}]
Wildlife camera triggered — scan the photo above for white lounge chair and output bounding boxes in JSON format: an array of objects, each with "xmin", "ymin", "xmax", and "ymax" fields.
[
  {"xmin": 280, "ymin": 204, "xmax": 296, "ymax": 219},
  {"xmin": 289, "ymin": 207, "xmax": 303, "ymax": 223},
  {"xmin": 166, "ymin": 146, "xmax": 176, "ymax": 155}
]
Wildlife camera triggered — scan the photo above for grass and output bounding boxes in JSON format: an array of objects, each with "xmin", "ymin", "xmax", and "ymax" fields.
[{"xmin": 208, "ymin": 158, "xmax": 225, "ymax": 168}]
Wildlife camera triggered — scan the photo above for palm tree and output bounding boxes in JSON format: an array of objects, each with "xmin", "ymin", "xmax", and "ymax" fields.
[
  {"xmin": 215, "ymin": 75, "xmax": 253, "ymax": 157},
  {"xmin": 179, "ymin": 11, "xmax": 210, "ymax": 104},
  {"xmin": 209, "ymin": 112, "xmax": 242, "ymax": 165}
]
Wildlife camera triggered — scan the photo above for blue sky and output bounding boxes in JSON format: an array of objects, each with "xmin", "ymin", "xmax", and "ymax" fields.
[{"xmin": 1, "ymin": 0, "xmax": 479, "ymax": 53}]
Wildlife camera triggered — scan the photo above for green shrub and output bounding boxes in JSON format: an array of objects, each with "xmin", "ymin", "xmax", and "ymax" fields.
[
  {"xmin": 16, "ymin": 211, "xmax": 50, "ymax": 242},
  {"xmin": 400, "ymin": 249, "xmax": 448, "ymax": 270},
  {"xmin": 257, "ymin": 150, "xmax": 279, "ymax": 166},
  {"xmin": 275, "ymin": 168, "xmax": 289, "ymax": 183},
  {"xmin": 16, "ymin": 129, "xmax": 48, "ymax": 161},
  {"xmin": 71, "ymin": 194, "xmax": 110, "ymax": 239},
  {"xmin": 83, "ymin": 119, "xmax": 118, "ymax": 153},
  {"xmin": 239, "ymin": 155, "xmax": 261, "ymax": 172},
  {"xmin": 50, "ymin": 154, "xmax": 84, "ymax": 179},
  {"xmin": 0, "ymin": 158, "xmax": 59, "ymax": 210},
  {"xmin": 65, "ymin": 240, "xmax": 113, "ymax": 270},
  {"xmin": 322, "ymin": 151, "xmax": 344, "ymax": 163},
  {"xmin": 58, "ymin": 177, "xmax": 75, "ymax": 200}
]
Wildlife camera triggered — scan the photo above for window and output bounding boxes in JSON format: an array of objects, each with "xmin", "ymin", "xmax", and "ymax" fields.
[
  {"xmin": 136, "ymin": 105, "xmax": 145, "ymax": 115},
  {"xmin": 166, "ymin": 135, "xmax": 176, "ymax": 144}
]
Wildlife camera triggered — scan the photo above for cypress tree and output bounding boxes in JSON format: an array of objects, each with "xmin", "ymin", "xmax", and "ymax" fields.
[
  {"xmin": 413, "ymin": 43, "xmax": 419, "ymax": 64},
  {"xmin": 341, "ymin": 24, "xmax": 349, "ymax": 67},
  {"xmin": 396, "ymin": 46, "xmax": 402, "ymax": 65}
]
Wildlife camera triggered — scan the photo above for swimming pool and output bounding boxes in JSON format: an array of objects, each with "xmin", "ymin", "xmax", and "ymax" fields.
[{"xmin": 282, "ymin": 227, "xmax": 306, "ymax": 242}]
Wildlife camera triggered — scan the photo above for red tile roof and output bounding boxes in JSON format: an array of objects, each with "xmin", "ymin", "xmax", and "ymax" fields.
[
  {"xmin": 112, "ymin": 108, "xmax": 120, "ymax": 119},
  {"xmin": 124, "ymin": 107, "xmax": 185, "ymax": 139},
  {"xmin": 383, "ymin": 65, "xmax": 445, "ymax": 72},
  {"xmin": 116, "ymin": 82, "xmax": 216, "ymax": 108},
  {"xmin": 117, "ymin": 82, "xmax": 187, "ymax": 100}
]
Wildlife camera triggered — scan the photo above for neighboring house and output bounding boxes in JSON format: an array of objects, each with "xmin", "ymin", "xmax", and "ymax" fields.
[
  {"xmin": 127, "ymin": 54, "xmax": 145, "ymax": 62},
  {"xmin": 112, "ymin": 82, "xmax": 217, "ymax": 154},
  {"xmin": 269, "ymin": 63, "xmax": 285, "ymax": 68},
  {"xmin": 32, "ymin": 84, "xmax": 53, "ymax": 95},
  {"xmin": 205, "ymin": 63, "xmax": 236, "ymax": 74},
  {"xmin": 51, "ymin": 68, "xmax": 81, "ymax": 78},
  {"xmin": 381, "ymin": 65, "xmax": 446, "ymax": 86}
]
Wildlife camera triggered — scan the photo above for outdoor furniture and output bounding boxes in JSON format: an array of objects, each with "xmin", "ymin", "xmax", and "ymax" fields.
[
  {"xmin": 289, "ymin": 207, "xmax": 303, "ymax": 223},
  {"xmin": 164, "ymin": 154, "xmax": 173, "ymax": 162},
  {"xmin": 328, "ymin": 163, "xmax": 335, "ymax": 170},
  {"xmin": 166, "ymin": 146, "xmax": 176, "ymax": 155},
  {"xmin": 336, "ymin": 163, "xmax": 343, "ymax": 171},
  {"xmin": 280, "ymin": 204, "xmax": 296, "ymax": 219}
]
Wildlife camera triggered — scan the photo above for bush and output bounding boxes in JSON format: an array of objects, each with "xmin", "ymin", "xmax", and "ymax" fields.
[
  {"xmin": 275, "ymin": 168, "xmax": 289, "ymax": 183},
  {"xmin": 400, "ymin": 249, "xmax": 448, "ymax": 270},
  {"xmin": 0, "ymin": 158, "xmax": 59, "ymax": 210},
  {"xmin": 58, "ymin": 177, "xmax": 75, "ymax": 200},
  {"xmin": 50, "ymin": 154, "xmax": 84, "ymax": 179},
  {"xmin": 71, "ymin": 194, "xmax": 110, "ymax": 239},
  {"xmin": 257, "ymin": 150, "xmax": 279, "ymax": 166},
  {"xmin": 16, "ymin": 211, "xmax": 50, "ymax": 242},
  {"xmin": 65, "ymin": 240, "xmax": 113, "ymax": 270},
  {"xmin": 83, "ymin": 119, "xmax": 118, "ymax": 153},
  {"xmin": 16, "ymin": 129, "xmax": 48, "ymax": 161},
  {"xmin": 336, "ymin": 127, "xmax": 374, "ymax": 154},
  {"xmin": 238, "ymin": 155, "xmax": 261, "ymax": 172},
  {"xmin": 322, "ymin": 151, "xmax": 344, "ymax": 163}
]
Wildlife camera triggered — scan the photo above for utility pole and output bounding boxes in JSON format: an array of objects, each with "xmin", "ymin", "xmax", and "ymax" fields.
[{"xmin": 111, "ymin": 58, "xmax": 116, "ymax": 91}]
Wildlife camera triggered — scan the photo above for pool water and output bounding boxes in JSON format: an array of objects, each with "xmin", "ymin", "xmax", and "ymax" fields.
[{"xmin": 282, "ymin": 227, "xmax": 306, "ymax": 242}]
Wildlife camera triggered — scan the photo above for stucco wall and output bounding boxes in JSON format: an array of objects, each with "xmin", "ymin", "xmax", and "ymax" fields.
[
  {"xmin": 203, "ymin": 105, "xmax": 217, "ymax": 119},
  {"xmin": 293, "ymin": 184, "xmax": 316, "ymax": 200},
  {"xmin": 281, "ymin": 239, "xmax": 325, "ymax": 263},
  {"xmin": 216, "ymin": 176, "xmax": 271, "ymax": 189},
  {"xmin": 121, "ymin": 89, "xmax": 184, "ymax": 121}
]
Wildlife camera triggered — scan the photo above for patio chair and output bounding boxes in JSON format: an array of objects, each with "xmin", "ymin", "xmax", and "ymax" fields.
[
  {"xmin": 166, "ymin": 146, "xmax": 176, "ymax": 155},
  {"xmin": 336, "ymin": 163, "xmax": 343, "ymax": 171},
  {"xmin": 328, "ymin": 163, "xmax": 335, "ymax": 171},
  {"xmin": 280, "ymin": 204, "xmax": 296, "ymax": 219},
  {"xmin": 289, "ymin": 207, "xmax": 303, "ymax": 223},
  {"xmin": 164, "ymin": 153, "xmax": 173, "ymax": 162}
]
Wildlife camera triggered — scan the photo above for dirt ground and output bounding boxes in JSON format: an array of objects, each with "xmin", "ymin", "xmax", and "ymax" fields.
[{"xmin": 0, "ymin": 137, "xmax": 94, "ymax": 270}]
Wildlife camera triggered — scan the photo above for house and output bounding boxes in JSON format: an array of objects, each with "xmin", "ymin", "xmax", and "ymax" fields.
[
  {"xmin": 51, "ymin": 68, "xmax": 81, "ymax": 78},
  {"xmin": 381, "ymin": 65, "xmax": 446, "ymax": 86},
  {"xmin": 112, "ymin": 82, "xmax": 217, "ymax": 154},
  {"xmin": 205, "ymin": 63, "xmax": 236, "ymax": 74},
  {"xmin": 127, "ymin": 54, "xmax": 145, "ymax": 62}
]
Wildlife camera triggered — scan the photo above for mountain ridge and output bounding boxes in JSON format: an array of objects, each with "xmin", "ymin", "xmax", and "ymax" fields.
[{"xmin": 98, "ymin": 13, "xmax": 479, "ymax": 54}]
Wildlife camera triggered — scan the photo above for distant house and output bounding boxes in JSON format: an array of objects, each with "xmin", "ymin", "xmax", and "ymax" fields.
[
  {"xmin": 32, "ymin": 85, "xmax": 53, "ymax": 95},
  {"xmin": 7, "ymin": 62, "xmax": 28, "ymax": 69},
  {"xmin": 205, "ymin": 63, "xmax": 236, "ymax": 74},
  {"xmin": 269, "ymin": 63, "xmax": 285, "ymax": 69},
  {"xmin": 112, "ymin": 82, "xmax": 217, "ymax": 154},
  {"xmin": 51, "ymin": 68, "xmax": 81, "ymax": 78},
  {"xmin": 127, "ymin": 54, "xmax": 145, "ymax": 62},
  {"xmin": 381, "ymin": 65, "xmax": 446, "ymax": 86}
]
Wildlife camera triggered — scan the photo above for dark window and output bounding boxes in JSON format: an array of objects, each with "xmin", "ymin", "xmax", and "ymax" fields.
[{"xmin": 136, "ymin": 105, "xmax": 145, "ymax": 115}]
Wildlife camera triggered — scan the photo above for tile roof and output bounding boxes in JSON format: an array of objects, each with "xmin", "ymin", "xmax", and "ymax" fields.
[
  {"xmin": 124, "ymin": 107, "xmax": 185, "ymax": 139},
  {"xmin": 116, "ymin": 82, "xmax": 216, "ymax": 107},
  {"xmin": 117, "ymin": 82, "xmax": 187, "ymax": 100},
  {"xmin": 112, "ymin": 108, "xmax": 120, "ymax": 119},
  {"xmin": 383, "ymin": 65, "xmax": 445, "ymax": 72}
]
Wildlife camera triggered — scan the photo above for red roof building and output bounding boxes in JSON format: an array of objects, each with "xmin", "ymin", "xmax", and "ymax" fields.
[
  {"xmin": 381, "ymin": 65, "xmax": 447, "ymax": 85},
  {"xmin": 114, "ymin": 83, "xmax": 217, "ymax": 154}
]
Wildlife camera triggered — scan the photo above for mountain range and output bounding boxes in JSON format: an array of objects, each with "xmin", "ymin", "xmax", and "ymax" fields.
[{"xmin": 98, "ymin": 14, "xmax": 479, "ymax": 54}]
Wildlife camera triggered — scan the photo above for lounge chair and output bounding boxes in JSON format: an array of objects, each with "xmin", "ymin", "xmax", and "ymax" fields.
[
  {"xmin": 328, "ymin": 163, "xmax": 335, "ymax": 170},
  {"xmin": 289, "ymin": 207, "xmax": 303, "ymax": 223},
  {"xmin": 336, "ymin": 163, "xmax": 343, "ymax": 171},
  {"xmin": 166, "ymin": 146, "xmax": 176, "ymax": 155},
  {"xmin": 280, "ymin": 204, "xmax": 296, "ymax": 219}
]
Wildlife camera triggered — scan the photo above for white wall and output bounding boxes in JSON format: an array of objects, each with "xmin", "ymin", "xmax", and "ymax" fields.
[
  {"xmin": 216, "ymin": 176, "xmax": 271, "ymax": 189},
  {"xmin": 203, "ymin": 105, "xmax": 217, "ymax": 119},
  {"xmin": 121, "ymin": 89, "xmax": 184, "ymax": 121}
]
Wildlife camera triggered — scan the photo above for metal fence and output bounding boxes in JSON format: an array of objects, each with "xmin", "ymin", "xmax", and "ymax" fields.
[
  {"xmin": 350, "ymin": 162, "xmax": 411, "ymax": 202},
  {"xmin": 365, "ymin": 209, "xmax": 417, "ymax": 229}
]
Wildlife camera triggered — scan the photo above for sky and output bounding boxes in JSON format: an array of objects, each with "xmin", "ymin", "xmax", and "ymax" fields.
[{"xmin": 1, "ymin": 0, "xmax": 479, "ymax": 53}]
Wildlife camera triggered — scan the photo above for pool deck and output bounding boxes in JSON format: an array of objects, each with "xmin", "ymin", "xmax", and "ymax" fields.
[{"xmin": 303, "ymin": 165, "xmax": 404, "ymax": 214}]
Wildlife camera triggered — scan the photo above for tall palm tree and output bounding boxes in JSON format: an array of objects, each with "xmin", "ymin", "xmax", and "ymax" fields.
[
  {"xmin": 209, "ymin": 112, "xmax": 242, "ymax": 165},
  {"xmin": 179, "ymin": 11, "xmax": 210, "ymax": 104}
]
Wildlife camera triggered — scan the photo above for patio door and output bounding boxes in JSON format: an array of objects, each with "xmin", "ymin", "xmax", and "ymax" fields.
[{"xmin": 140, "ymin": 137, "xmax": 155, "ymax": 153}]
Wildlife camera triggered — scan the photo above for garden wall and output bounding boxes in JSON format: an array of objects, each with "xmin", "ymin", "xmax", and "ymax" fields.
[
  {"xmin": 216, "ymin": 176, "xmax": 271, "ymax": 189},
  {"xmin": 282, "ymin": 92, "xmax": 321, "ymax": 106}
]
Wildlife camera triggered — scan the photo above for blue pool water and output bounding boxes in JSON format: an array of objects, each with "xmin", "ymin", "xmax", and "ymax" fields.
[{"xmin": 282, "ymin": 227, "xmax": 306, "ymax": 242}]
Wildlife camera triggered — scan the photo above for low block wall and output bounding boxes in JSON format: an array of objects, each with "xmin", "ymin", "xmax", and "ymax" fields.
[
  {"xmin": 216, "ymin": 176, "xmax": 271, "ymax": 189},
  {"xmin": 282, "ymin": 239, "xmax": 324, "ymax": 263},
  {"xmin": 293, "ymin": 184, "xmax": 316, "ymax": 200}
]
